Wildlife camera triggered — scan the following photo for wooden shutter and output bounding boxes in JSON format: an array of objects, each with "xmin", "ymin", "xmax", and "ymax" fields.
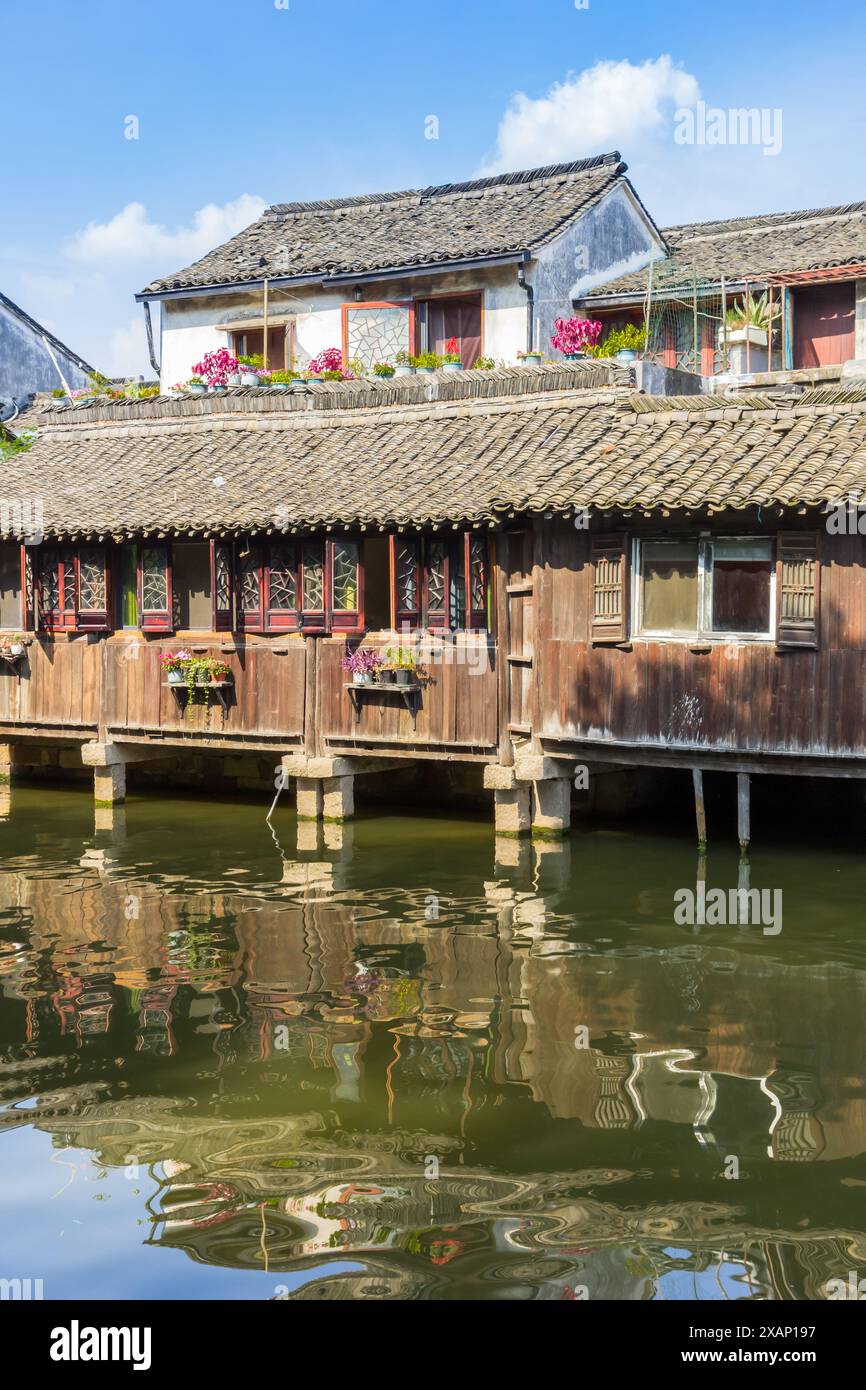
[
  {"xmin": 139, "ymin": 543, "xmax": 172, "ymax": 632},
  {"xmin": 776, "ymin": 532, "xmax": 820, "ymax": 648},
  {"xmin": 21, "ymin": 546, "xmax": 35, "ymax": 631},
  {"xmin": 590, "ymin": 533, "xmax": 629, "ymax": 643},
  {"xmin": 235, "ymin": 542, "xmax": 263, "ymax": 633},
  {"xmin": 425, "ymin": 539, "xmax": 450, "ymax": 630},
  {"xmin": 38, "ymin": 546, "xmax": 76, "ymax": 632},
  {"xmin": 211, "ymin": 541, "xmax": 234, "ymax": 631},
  {"xmin": 329, "ymin": 539, "xmax": 362, "ymax": 633},
  {"xmin": 76, "ymin": 545, "xmax": 110, "ymax": 631},
  {"xmin": 393, "ymin": 536, "xmax": 422, "ymax": 629}
]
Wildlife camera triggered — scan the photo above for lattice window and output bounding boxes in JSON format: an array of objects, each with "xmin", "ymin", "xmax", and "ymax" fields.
[
  {"xmin": 240, "ymin": 558, "xmax": 261, "ymax": 612},
  {"xmin": 302, "ymin": 545, "xmax": 324, "ymax": 611},
  {"xmin": 426, "ymin": 542, "xmax": 447, "ymax": 613},
  {"xmin": 469, "ymin": 537, "xmax": 487, "ymax": 613},
  {"xmin": 398, "ymin": 542, "xmax": 419, "ymax": 614},
  {"xmin": 268, "ymin": 543, "xmax": 297, "ymax": 610},
  {"xmin": 142, "ymin": 548, "xmax": 168, "ymax": 611},
  {"xmin": 332, "ymin": 541, "xmax": 358, "ymax": 611},
  {"xmin": 345, "ymin": 304, "xmax": 412, "ymax": 371},
  {"xmin": 78, "ymin": 548, "xmax": 105, "ymax": 611},
  {"xmin": 215, "ymin": 546, "xmax": 232, "ymax": 611}
]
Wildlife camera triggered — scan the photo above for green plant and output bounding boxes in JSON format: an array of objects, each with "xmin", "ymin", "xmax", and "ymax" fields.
[
  {"xmin": 373, "ymin": 362, "xmax": 395, "ymax": 377},
  {"xmin": 384, "ymin": 647, "xmax": 416, "ymax": 671},
  {"xmin": 410, "ymin": 352, "xmax": 443, "ymax": 369},
  {"xmin": 588, "ymin": 323, "xmax": 647, "ymax": 358},
  {"xmin": 395, "ymin": 350, "xmax": 411, "ymax": 366},
  {"xmin": 322, "ymin": 369, "xmax": 343, "ymax": 380},
  {"xmin": 725, "ymin": 291, "xmax": 780, "ymax": 333},
  {"xmin": 268, "ymin": 369, "xmax": 295, "ymax": 384},
  {"xmin": 51, "ymin": 388, "xmax": 67, "ymax": 399},
  {"xmin": 188, "ymin": 375, "xmax": 204, "ymax": 385},
  {"xmin": 473, "ymin": 356, "xmax": 496, "ymax": 370},
  {"xmin": 238, "ymin": 353, "xmax": 264, "ymax": 369}
]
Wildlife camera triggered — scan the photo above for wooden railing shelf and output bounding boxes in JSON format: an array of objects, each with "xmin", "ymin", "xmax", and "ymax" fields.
[{"xmin": 344, "ymin": 681, "xmax": 422, "ymax": 731}]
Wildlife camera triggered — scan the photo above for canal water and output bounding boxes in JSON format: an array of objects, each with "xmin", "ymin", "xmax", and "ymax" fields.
[{"xmin": 1, "ymin": 783, "xmax": 864, "ymax": 1301}]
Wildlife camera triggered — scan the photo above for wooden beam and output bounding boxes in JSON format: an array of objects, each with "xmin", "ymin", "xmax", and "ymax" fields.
[
  {"xmin": 692, "ymin": 767, "xmax": 707, "ymax": 851},
  {"xmin": 737, "ymin": 772, "xmax": 751, "ymax": 853}
]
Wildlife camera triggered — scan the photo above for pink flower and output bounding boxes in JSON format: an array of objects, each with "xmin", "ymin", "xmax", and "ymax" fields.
[
  {"xmin": 192, "ymin": 348, "xmax": 239, "ymax": 387},
  {"xmin": 550, "ymin": 317, "xmax": 602, "ymax": 355},
  {"xmin": 308, "ymin": 347, "xmax": 344, "ymax": 375}
]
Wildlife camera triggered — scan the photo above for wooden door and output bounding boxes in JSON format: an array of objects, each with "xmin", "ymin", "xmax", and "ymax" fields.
[{"xmin": 793, "ymin": 283, "xmax": 855, "ymax": 367}]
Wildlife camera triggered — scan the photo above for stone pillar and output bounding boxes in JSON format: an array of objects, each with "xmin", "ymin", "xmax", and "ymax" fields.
[
  {"xmin": 296, "ymin": 778, "xmax": 323, "ymax": 821},
  {"xmin": 531, "ymin": 777, "xmax": 572, "ymax": 838},
  {"xmin": 322, "ymin": 775, "xmax": 354, "ymax": 822},
  {"xmin": 94, "ymin": 763, "xmax": 126, "ymax": 807},
  {"xmin": 493, "ymin": 787, "xmax": 531, "ymax": 836},
  {"xmin": 0, "ymin": 742, "xmax": 16, "ymax": 784}
]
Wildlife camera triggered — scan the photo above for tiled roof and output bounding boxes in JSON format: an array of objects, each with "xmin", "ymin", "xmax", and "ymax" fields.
[
  {"xmin": 585, "ymin": 201, "xmax": 866, "ymax": 301},
  {"xmin": 5, "ymin": 364, "xmax": 866, "ymax": 539},
  {"xmin": 140, "ymin": 155, "xmax": 638, "ymax": 295},
  {"xmin": 0, "ymin": 290, "xmax": 96, "ymax": 378}
]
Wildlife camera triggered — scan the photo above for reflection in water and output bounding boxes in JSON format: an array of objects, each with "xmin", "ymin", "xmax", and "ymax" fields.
[{"xmin": 1, "ymin": 784, "xmax": 865, "ymax": 1300}]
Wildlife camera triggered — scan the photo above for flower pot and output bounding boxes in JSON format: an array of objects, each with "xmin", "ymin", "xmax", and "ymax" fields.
[
  {"xmin": 615, "ymin": 349, "xmax": 638, "ymax": 364},
  {"xmin": 563, "ymin": 352, "xmax": 586, "ymax": 361},
  {"xmin": 393, "ymin": 365, "xmax": 415, "ymax": 378},
  {"xmin": 210, "ymin": 385, "xmax": 227, "ymax": 394},
  {"xmin": 240, "ymin": 371, "xmax": 260, "ymax": 387},
  {"xmin": 442, "ymin": 362, "xmax": 464, "ymax": 372},
  {"xmin": 374, "ymin": 372, "xmax": 395, "ymax": 382},
  {"xmin": 167, "ymin": 669, "xmax": 184, "ymax": 685},
  {"xmin": 719, "ymin": 325, "xmax": 769, "ymax": 375},
  {"xmin": 395, "ymin": 668, "xmax": 412, "ymax": 686},
  {"xmin": 188, "ymin": 383, "xmax": 207, "ymax": 394},
  {"xmin": 354, "ymin": 670, "xmax": 373, "ymax": 685},
  {"xmin": 521, "ymin": 354, "xmax": 543, "ymax": 366},
  {"xmin": 416, "ymin": 366, "xmax": 436, "ymax": 376},
  {"xmin": 379, "ymin": 669, "xmax": 397, "ymax": 684},
  {"xmin": 226, "ymin": 373, "xmax": 241, "ymax": 386},
  {"xmin": 10, "ymin": 643, "xmax": 24, "ymax": 657},
  {"xmin": 270, "ymin": 382, "xmax": 291, "ymax": 391}
]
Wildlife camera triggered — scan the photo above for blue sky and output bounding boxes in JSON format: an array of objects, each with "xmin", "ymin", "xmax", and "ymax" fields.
[{"xmin": 1, "ymin": 0, "xmax": 864, "ymax": 376}]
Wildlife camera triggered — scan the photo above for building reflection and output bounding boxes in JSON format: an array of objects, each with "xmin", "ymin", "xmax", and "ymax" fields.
[{"xmin": 0, "ymin": 837, "xmax": 865, "ymax": 1300}]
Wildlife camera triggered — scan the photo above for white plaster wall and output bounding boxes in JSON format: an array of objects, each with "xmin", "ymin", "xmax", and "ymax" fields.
[{"xmin": 856, "ymin": 279, "xmax": 866, "ymax": 360}]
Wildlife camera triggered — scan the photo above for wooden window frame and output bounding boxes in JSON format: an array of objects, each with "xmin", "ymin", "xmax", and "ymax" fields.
[
  {"xmin": 416, "ymin": 290, "xmax": 485, "ymax": 364},
  {"xmin": 236, "ymin": 537, "xmax": 364, "ymax": 636},
  {"xmin": 389, "ymin": 532, "xmax": 490, "ymax": 633},
  {"xmin": 36, "ymin": 544, "xmax": 111, "ymax": 633},
  {"xmin": 632, "ymin": 535, "xmax": 777, "ymax": 643},
  {"xmin": 139, "ymin": 542, "xmax": 173, "ymax": 633}
]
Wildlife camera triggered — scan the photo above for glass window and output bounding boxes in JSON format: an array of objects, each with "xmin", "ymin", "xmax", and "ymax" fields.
[
  {"xmin": 710, "ymin": 539, "xmax": 773, "ymax": 634},
  {"xmin": 640, "ymin": 541, "xmax": 699, "ymax": 633},
  {"xmin": 331, "ymin": 541, "xmax": 358, "ymax": 612}
]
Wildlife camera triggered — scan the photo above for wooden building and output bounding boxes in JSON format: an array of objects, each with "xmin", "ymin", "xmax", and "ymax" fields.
[{"xmin": 2, "ymin": 360, "xmax": 866, "ymax": 842}]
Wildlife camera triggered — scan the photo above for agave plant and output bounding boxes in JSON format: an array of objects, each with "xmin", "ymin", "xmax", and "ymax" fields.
[{"xmin": 725, "ymin": 292, "xmax": 780, "ymax": 333}]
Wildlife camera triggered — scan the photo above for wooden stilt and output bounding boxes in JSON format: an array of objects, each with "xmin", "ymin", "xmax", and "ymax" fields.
[
  {"xmin": 692, "ymin": 768, "xmax": 707, "ymax": 851},
  {"xmin": 737, "ymin": 773, "xmax": 751, "ymax": 853}
]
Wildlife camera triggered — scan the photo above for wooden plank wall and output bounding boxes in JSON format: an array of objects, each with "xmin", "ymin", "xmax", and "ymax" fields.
[
  {"xmin": 534, "ymin": 518, "xmax": 866, "ymax": 758},
  {"xmin": 317, "ymin": 635, "xmax": 498, "ymax": 749}
]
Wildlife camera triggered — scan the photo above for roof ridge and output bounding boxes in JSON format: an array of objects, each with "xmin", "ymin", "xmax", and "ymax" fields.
[
  {"xmin": 663, "ymin": 200, "xmax": 866, "ymax": 241},
  {"xmin": 266, "ymin": 153, "xmax": 623, "ymax": 216}
]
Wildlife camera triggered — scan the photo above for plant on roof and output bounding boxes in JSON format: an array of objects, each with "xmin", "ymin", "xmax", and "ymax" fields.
[
  {"xmin": 443, "ymin": 337, "xmax": 462, "ymax": 365},
  {"xmin": 725, "ymin": 292, "xmax": 781, "ymax": 333},
  {"xmin": 411, "ymin": 352, "xmax": 442, "ymax": 369},
  {"xmin": 373, "ymin": 362, "xmax": 395, "ymax": 377},
  {"xmin": 587, "ymin": 323, "xmax": 647, "ymax": 358},
  {"xmin": 51, "ymin": 388, "xmax": 67, "ymax": 398},
  {"xmin": 473, "ymin": 355, "xmax": 496, "ymax": 370},
  {"xmin": 238, "ymin": 353, "xmax": 264, "ymax": 369},
  {"xmin": 550, "ymin": 316, "xmax": 603, "ymax": 356},
  {"xmin": 308, "ymin": 347, "xmax": 344, "ymax": 375},
  {"xmin": 395, "ymin": 350, "xmax": 411, "ymax": 366},
  {"xmin": 269, "ymin": 369, "xmax": 296, "ymax": 383},
  {"xmin": 188, "ymin": 375, "xmax": 204, "ymax": 385},
  {"xmin": 193, "ymin": 348, "xmax": 239, "ymax": 388},
  {"xmin": 517, "ymin": 349, "xmax": 543, "ymax": 361}
]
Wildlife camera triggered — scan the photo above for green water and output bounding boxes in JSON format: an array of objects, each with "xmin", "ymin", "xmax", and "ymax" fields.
[{"xmin": 1, "ymin": 784, "xmax": 865, "ymax": 1301}]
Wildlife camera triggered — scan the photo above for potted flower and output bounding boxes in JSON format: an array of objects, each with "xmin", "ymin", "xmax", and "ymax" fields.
[
  {"xmin": 382, "ymin": 648, "xmax": 416, "ymax": 686},
  {"xmin": 393, "ymin": 351, "xmax": 414, "ymax": 379},
  {"xmin": 550, "ymin": 316, "xmax": 602, "ymax": 360},
  {"xmin": 51, "ymin": 388, "xmax": 70, "ymax": 409},
  {"xmin": 472, "ymin": 356, "xmax": 496, "ymax": 370},
  {"xmin": 341, "ymin": 647, "xmax": 382, "ymax": 685},
  {"xmin": 160, "ymin": 650, "xmax": 189, "ymax": 686},
  {"xmin": 193, "ymin": 348, "xmax": 239, "ymax": 390},
  {"xmin": 308, "ymin": 348, "xmax": 344, "ymax": 377},
  {"xmin": 720, "ymin": 293, "xmax": 779, "ymax": 374},
  {"xmin": 187, "ymin": 376, "xmax": 207, "ymax": 395},
  {"xmin": 411, "ymin": 352, "xmax": 442, "ymax": 375},
  {"xmin": 238, "ymin": 354, "xmax": 264, "ymax": 386},
  {"xmin": 373, "ymin": 362, "xmax": 395, "ymax": 379},
  {"xmin": 9, "ymin": 634, "xmax": 25, "ymax": 657},
  {"xmin": 269, "ymin": 369, "xmax": 294, "ymax": 391},
  {"xmin": 441, "ymin": 337, "xmax": 464, "ymax": 372},
  {"xmin": 210, "ymin": 660, "xmax": 232, "ymax": 684},
  {"xmin": 517, "ymin": 349, "xmax": 544, "ymax": 366}
]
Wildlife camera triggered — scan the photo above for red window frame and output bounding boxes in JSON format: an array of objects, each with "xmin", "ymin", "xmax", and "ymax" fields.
[
  {"xmin": 235, "ymin": 538, "xmax": 364, "ymax": 635},
  {"xmin": 138, "ymin": 542, "xmax": 172, "ymax": 632},
  {"xmin": 389, "ymin": 532, "xmax": 490, "ymax": 632},
  {"xmin": 36, "ymin": 544, "xmax": 110, "ymax": 633}
]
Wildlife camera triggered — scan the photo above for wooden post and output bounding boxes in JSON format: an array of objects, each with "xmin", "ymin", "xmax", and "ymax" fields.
[
  {"xmin": 493, "ymin": 532, "xmax": 513, "ymax": 767},
  {"xmin": 737, "ymin": 773, "xmax": 751, "ymax": 853},
  {"xmin": 692, "ymin": 768, "xmax": 707, "ymax": 851}
]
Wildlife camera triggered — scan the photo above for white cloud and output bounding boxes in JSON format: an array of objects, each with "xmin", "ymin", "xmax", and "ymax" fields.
[
  {"xmin": 478, "ymin": 56, "xmax": 701, "ymax": 174},
  {"xmin": 65, "ymin": 194, "xmax": 266, "ymax": 267}
]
